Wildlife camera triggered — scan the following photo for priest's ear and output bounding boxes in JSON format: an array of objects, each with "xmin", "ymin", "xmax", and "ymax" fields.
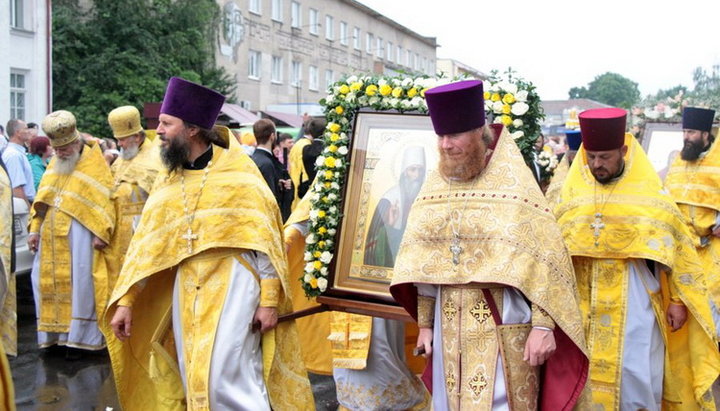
[{"xmin": 620, "ymin": 145, "xmax": 628, "ymax": 156}]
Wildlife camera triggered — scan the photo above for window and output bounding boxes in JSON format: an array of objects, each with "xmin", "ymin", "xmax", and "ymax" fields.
[
  {"xmin": 309, "ymin": 65, "xmax": 319, "ymax": 91},
  {"xmin": 291, "ymin": 2, "xmax": 301, "ymax": 28},
  {"xmin": 248, "ymin": 50, "xmax": 261, "ymax": 79},
  {"xmin": 415, "ymin": 53, "xmax": 420, "ymax": 70},
  {"xmin": 376, "ymin": 37, "xmax": 383, "ymax": 58},
  {"xmin": 386, "ymin": 41, "xmax": 393, "ymax": 62},
  {"xmin": 353, "ymin": 27, "xmax": 361, "ymax": 50},
  {"xmin": 309, "ymin": 9, "xmax": 318, "ymax": 35},
  {"xmin": 249, "ymin": 0, "xmax": 261, "ymax": 14},
  {"xmin": 11, "ymin": 0, "xmax": 24, "ymax": 29},
  {"xmin": 325, "ymin": 70, "xmax": 334, "ymax": 90},
  {"xmin": 291, "ymin": 61, "xmax": 302, "ymax": 87},
  {"xmin": 397, "ymin": 45, "xmax": 402, "ymax": 65},
  {"xmin": 406, "ymin": 49, "xmax": 412, "ymax": 67},
  {"xmin": 325, "ymin": 15, "xmax": 334, "ymax": 40},
  {"xmin": 339, "ymin": 22, "xmax": 348, "ymax": 46},
  {"xmin": 271, "ymin": 56, "xmax": 283, "ymax": 83},
  {"xmin": 366, "ymin": 33, "xmax": 373, "ymax": 54},
  {"xmin": 10, "ymin": 72, "xmax": 26, "ymax": 120},
  {"xmin": 272, "ymin": 0, "xmax": 283, "ymax": 22}
]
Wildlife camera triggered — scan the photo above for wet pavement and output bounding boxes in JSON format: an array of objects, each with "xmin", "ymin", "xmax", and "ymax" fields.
[{"xmin": 9, "ymin": 273, "xmax": 339, "ymax": 410}]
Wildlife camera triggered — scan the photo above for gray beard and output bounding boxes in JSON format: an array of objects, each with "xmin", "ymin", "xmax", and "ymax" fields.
[
  {"xmin": 55, "ymin": 151, "xmax": 80, "ymax": 175},
  {"xmin": 120, "ymin": 144, "xmax": 139, "ymax": 160}
]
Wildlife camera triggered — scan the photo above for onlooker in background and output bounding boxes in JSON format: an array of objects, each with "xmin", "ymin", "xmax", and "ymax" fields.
[
  {"xmin": 240, "ymin": 131, "xmax": 257, "ymax": 156},
  {"xmin": 0, "ymin": 125, "xmax": 6, "ymax": 153},
  {"xmin": 274, "ymin": 132, "xmax": 294, "ymax": 167},
  {"xmin": 299, "ymin": 117, "xmax": 326, "ymax": 198},
  {"xmin": 251, "ymin": 119, "xmax": 293, "ymax": 221},
  {"xmin": 1, "ymin": 119, "xmax": 35, "ymax": 205},
  {"xmin": 26, "ymin": 122, "xmax": 40, "ymax": 142},
  {"xmin": 289, "ymin": 118, "xmax": 314, "ymax": 210},
  {"xmin": 27, "ymin": 136, "xmax": 53, "ymax": 192}
]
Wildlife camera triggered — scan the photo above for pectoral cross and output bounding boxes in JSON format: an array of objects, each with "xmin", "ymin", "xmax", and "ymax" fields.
[
  {"xmin": 182, "ymin": 227, "xmax": 198, "ymax": 254},
  {"xmin": 591, "ymin": 212, "xmax": 605, "ymax": 246},
  {"xmin": 449, "ymin": 236, "xmax": 463, "ymax": 265}
]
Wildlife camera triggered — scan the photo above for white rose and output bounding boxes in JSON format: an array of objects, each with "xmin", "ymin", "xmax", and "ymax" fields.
[
  {"xmin": 329, "ymin": 217, "xmax": 337, "ymax": 225},
  {"xmin": 326, "ymin": 239, "xmax": 334, "ymax": 246},
  {"xmin": 338, "ymin": 146, "xmax": 348, "ymax": 155},
  {"xmin": 345, "ymin": 94, "xmax": 356, "ymax": 103},
  {"xmin": 369, "ymin": 97, "xmax": 380, "ymax": 105},
  {"xmin": 331, "ymin": 182, "xmax": 340, "ymax": 190},
  {"xmin": 538, "ymin": 159, "xmax": 549, "ymax": 166},
  {"xmin": 389, "ymin": 98, "xmax": 400, "ymax": 106},
  {"xmin": 645, "ymin": 109, "xmax": 660, "ymax": 120},
  {"xmin": 303, "ymin": 274, "xmax": 313, "ymax": 283},
  {"xmin": 306, "ymin": 233, "xmax": 317, "ymax": 244},
  {"xmin": 515, "ymin": 90, "xmax": 528, "ymax": 102},
  {"xmin": 488, "ymin": 82, "xmax": 499, "ymax": 92},
  {"xmin": 328, "ymin": 193, "xmax": 338, "ymax": 201},
  {"xmin": 378, "ymin": 79, "xmax": 388, "ymax": 86},
  {"xmin": 335, "ymin": 159, "xmax": 343, "ymax": 168},
  {"xmin": 315, "ymin": 156, "xmax": 325, "ymax": 167},
  {"xmin": 401, "ymin": 100, "xmax": 412, "ymax": 109},
  {"xmin": 326, "ymin": 95, "xmax": 335, "ymax": 104},
  {"xmin": 317, "ymin": 277, "xmax": 328, "ymax": 292},
  {"xmin": 512, "ymin": 119, "xmax": 524, "ymax": 127},
  {"xmin": 304, "ymin": 251, "xmax": 312, "ymax": 261},
  {"xmin": 511, "ymin": 102, "xmax": 529, "ymax": 116},
  {"xmin": 340, "ymin": 117, "xmax": 349, "ymax": 125},
  {"xmin": 510, "ymin": 130, "xmax": 525, "ymax": 140},
  {"xmin": 411, "ymin": 97, "xmax": 424, "ymax": 107},
  {"xmin": 329, "ymin": 205, "xmax": 337, "ymax": 213},
  {"xmin": 493, "ymin": 117, "xmax": 503, "ymax": 124},
  {"xmin": 401, "ymin": 78, "xmax": 413, "ymax": 87},
  {"xmin": 358, "ymin": 96, "xmax": 369, "ymax": 105},
  {"xmin": 347, "ymin": 75, "xmax": 358, "ymax": 83},
  {"xmin": 328, "ymin": 228, "xmax": 337, "ymax": 236},
  {"xmin": 504, "ymin": 82, "xmax": 518, "ymax": 95},
  {"xmin": 310, "ymin": 192, "xmax": 320, "ymax": 202},
  {"xmin": 392, "ymin": 78, "xmax": 402, "ymax": 86},
  {"xmin": 304, "ymin": 262, "xmax": 315, "ymax": 273},
  {"xmin": 320, "ymin": 251, "xmax": 333, "ymax": 264},
  {"xmin": 320, "ymin": 267, "xmax": 328, "ymax": 275},
  {"xmin": 309, "ymin": 209, "xmax": 319, "ymax": 220},
  {"xmin": 492, "ymin": 101, "xmax": 505, "ymax": 114}
]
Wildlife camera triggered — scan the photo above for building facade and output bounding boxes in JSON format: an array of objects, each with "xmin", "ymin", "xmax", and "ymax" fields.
[
  {"xmin": 0, "ymin": 0, "xmax": 51, "ymax": 126},
  {"xmin": 216, "ymin": 0, "xmax": 437, "ymax": 114},
  {"xmin": 436, "ymin": 58, "xmax": 486, "ymax": 81}
]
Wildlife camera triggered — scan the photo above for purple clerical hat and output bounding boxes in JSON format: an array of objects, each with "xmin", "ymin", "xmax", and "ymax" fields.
[
  {"xmin": 160, "ymin": 77, "xmax": 226, "ymax": 130},
  {"xmin": 425, "ymin": 80, "xmax": 485, "ymax": 135}
]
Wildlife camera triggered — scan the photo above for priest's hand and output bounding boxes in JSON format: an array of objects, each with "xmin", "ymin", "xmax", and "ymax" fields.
[
  {"xmin": 253, "ymin": 307, "xmax": 278, "ymax": 334},
  {"xmin": 111, "ymin": 306, "xmax": 133, "ymax": 341},
  {"xmin": 524, "ymin": 328, "xmax": 556, "ymax": 366},
  {"xmin": 92, "ymin": 236, "xmax": 108, "ymax": 250},
  {"xmin": 416, "ymin": 327, "xmax": 433, "ymax": 358},
  {"xmin": 28, "ymin": 233, "xmax": 39, "ymax": 254},
  {"xmin": 667, "ymin": 302, "xmax": 687, "ymax": 331}
]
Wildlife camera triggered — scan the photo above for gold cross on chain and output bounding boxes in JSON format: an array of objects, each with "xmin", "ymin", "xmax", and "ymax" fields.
[{"xmin": 182, "ymin": 227, "xmax": 198, "ymax": 254}]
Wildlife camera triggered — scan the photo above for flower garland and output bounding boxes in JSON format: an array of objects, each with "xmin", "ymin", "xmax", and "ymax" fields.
[
  {"xmin": 302, "ymin": 74, "xmax": 450, "ymax": 297},
  {"xmin": 483, "ymin": 69, "xmax": 557, "ymax": 182}
]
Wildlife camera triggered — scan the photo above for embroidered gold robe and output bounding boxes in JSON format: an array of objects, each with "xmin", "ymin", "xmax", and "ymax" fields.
[
  {"xmin": 0, "ymin": 162, "xmax": 15, "ymax": 409},
  {"xmin": 545, "ymin": 153, "xmax": 569, "ymax": 207},
  {"xmin": 289, "ymin": 137, "xmax": 311, "ymax": 210},
  {"xmin": 556, "ymin": 134, "xmax": 720, "ymax": 410},
  {"xmin": 665, "ymin": 137, "xmax": 720, "ymax": 314},
  {"xmin": 103, "ymin": 130, "xmax": 313, "ymax": 411},
  {"xmin": 391, "ymin": 124, "xmax": 589, "ymax": 410},
  {"xmin": 29, "ymin": 141, "xmax": 115, "ymax": 336},
  {"xmin": 106, "ymin": 138, "xmax": 161, "ymax": 289}
]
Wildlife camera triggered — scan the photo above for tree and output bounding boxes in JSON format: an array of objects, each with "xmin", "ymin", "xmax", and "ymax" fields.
[
  {"xmin": 567, "ymin": 72, "xmax": 640, "ymax": 109},
  {"xmin": 52, "ymin": 0, "xmax": 235, "ymax": 137}
]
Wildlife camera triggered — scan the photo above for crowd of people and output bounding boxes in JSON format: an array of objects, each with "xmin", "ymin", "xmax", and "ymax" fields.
[{"xmin": 0, "ymin": 75, "xmax": 719, "ymax": 411}]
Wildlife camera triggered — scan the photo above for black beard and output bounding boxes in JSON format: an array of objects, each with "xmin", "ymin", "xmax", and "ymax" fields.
[
  {"xmin": 160, "ymin": 135, "xmax": 190, "ymax": 173},
  {"xmin": 680, "ymin": 139, "xmax": 706, "ymax": 161}
]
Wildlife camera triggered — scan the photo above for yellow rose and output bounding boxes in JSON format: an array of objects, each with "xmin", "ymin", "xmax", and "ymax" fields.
[
  {"xmin": 313, "ymin": 260, "xmax": 322, "ymax": 269},
  {"xmin": 310, "ymin": 277, "xmax": 318, "ymax": 287},
  {"xmin": 324, "ymin": 170, "xmax": 334, "ymax": 179},
  {"xmin": 501, "ymin": 115, "xmax": 512, "ymax": 126},
  {"xmin": 324, "ymin": 157, "xmax": 336, "ymax": 168},
  {"xmin": 483, "ymin": 91, "xmax": 491, "ymax": 100},
  {"xmin": 502, "ymin": 104, "xmax": 511, "ymax": 114},
  {"xmin": 421, "ymin": 88, "xmax": 428, "ymax": 97},
  {"xmin": 502, "ymin": 93, "xmax": 515, "ymax": 104},
  {"xmin": 335, "ymin": 106, "xmax": 344, "ymax": 115},
  {"xmin": 339, "ymin": 85, "xmax": 350, "ymax": 94},
  {"xmin": 379, "ymin": 84, "xmax": 393, "ymax": 96},
  {"xmin": 318, "ymin": 241, "xmax": 326, "ymax": 248},
  {"xmin": 318, "ymin": 227, "xmax": 328, "ymax": 234},
  {"xmin": 317, "ymin": 210, "xmax": 326, "ymax": 218},
  {"xmin": 328, "ymin": 145, "xmax": 338, "ymax": 152},
  {"xmin": 313, "ymin": 251, "xmax": 322, "ymax": 258},
  {"xmin": 365, "ymin": 84, "xmax": 378, "ymax": 96},
  {"xmin": 330, "ymin": 133, "xmax": 340, "ymax": 142},
  {"xmin": 329, "ymin": 123, "xmax": 341, "ymax": 133},
  {"xmin": 323, "ymin": 184, "xmax": 330, "ymax": 190},
  {"xmin": 350, "ymin": 82, "xmax": 362, "ymax": 91},
  {"xmin": 392, "ymin": 87, "xmax": 403, "ymax": 98},
  {"xmin": 407, "ymin": 88, "xmax": 418, "ymax": 98},
  {"xmin": 491, "ymin": 93, "xmax": 501, "ymax": 102}
]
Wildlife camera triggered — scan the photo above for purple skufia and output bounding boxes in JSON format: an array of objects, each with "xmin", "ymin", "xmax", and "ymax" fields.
[
  {"xmin": 160, "ymin": 77, "xmax": 226, "ymax": 130},
  {"xmin": 682, "ymin": 107, "xmax": 715, "ymax": 132},
  {"xmin": 425, "ymin": 80, "xmax": 486, "ymax": 135}
]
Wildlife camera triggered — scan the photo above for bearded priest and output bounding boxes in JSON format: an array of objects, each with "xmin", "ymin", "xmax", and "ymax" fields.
[
  {"xmin": 105, "ymin": 77, "xmax": 313, "ymax": 410},
  {"xmin": 555, "ymin": 108, "xmax": 720, "ymax": 410},
  {"xmin": 390, "ymin": 80, "xmax": 589, "ymax": 410}
]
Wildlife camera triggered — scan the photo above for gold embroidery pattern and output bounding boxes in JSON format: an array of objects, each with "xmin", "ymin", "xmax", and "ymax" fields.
[
  {"xmin": 468, "ymin": 373, "xmax": 487, "ymax": 397},
  {"xmin": 469, "ymin": 300, "xmax": 491, "ymax": 323},
  {"xmin": 446, "ymin": 372, "xmax": 456, "ymax": 394},
  {"xmin": 443, "ymin": 299, "xmax": 458, "ymax": 322}
]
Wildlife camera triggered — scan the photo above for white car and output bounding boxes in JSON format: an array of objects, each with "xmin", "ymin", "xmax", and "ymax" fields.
[{"xmin": 13, "ymin": 197, "xmax": 33, "ymax": 275}]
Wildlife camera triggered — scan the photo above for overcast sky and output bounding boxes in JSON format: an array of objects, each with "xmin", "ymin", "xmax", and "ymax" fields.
[{"xmin": 358, "ymin": 0, "xmax": 720, "ymax": 101}]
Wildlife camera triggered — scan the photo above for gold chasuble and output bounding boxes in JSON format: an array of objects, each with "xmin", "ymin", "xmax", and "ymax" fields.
[
  {"xmin": 103, "ymin": 132, "xmax": 313, "ymax": 411},
  {"xmin": 29, "ymin": 141, "xmax": 115, "ymax": 335},
  {"xmin": 556, "ymin": 134, "xmax": 720, "ymax": 410},
  {"xmin": 0, "ymin": 163, "xmax": 16, "ymax": 410},
  {"xmin": 289, "ymin": 136, "xmax": 311, "ymax": 210},
  {"xmin": 544, "ymin": 153, "xmax": 569, "ymax": 207},
  {"xmin": 284, "ymin": 193, "xmax": 333, "ymax": 375},
  {"xmin": 107, "ymin": 138, "xmax": 161, "ymax": 288},
  {"xmin": 391, "ymin": 125, "xmax": 589, "ymax": 411},
  {"xmin": 665, "ymin": 137, "xmax": 720, "ymax": 311}
]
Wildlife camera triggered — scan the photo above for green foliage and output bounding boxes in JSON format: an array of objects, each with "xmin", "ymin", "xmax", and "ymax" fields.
[
  {"xmin": 52, "ymin": 0, "xmax": 235, "ymax": 137},
  {"xmin": 567, "ymin": 72, "xmax": 640, "ymax": 109}
]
